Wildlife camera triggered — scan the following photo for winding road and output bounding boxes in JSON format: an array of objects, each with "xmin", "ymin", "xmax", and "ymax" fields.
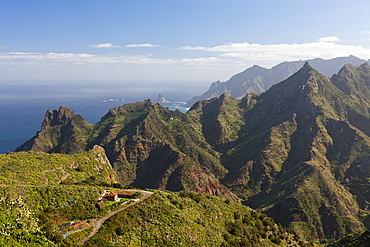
[
  {"xmin": 78, "ymin": 190, "xmax": 153, "ymax": 245},
  {"xmin": 343, "ymin": 185, "xmax": 370, "ymax": 210}
]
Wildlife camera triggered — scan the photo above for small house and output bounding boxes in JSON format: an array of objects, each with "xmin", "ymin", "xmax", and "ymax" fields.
[
  {"xmin": 96, "ymin": 201, "xmax": 106, "ymax": 209},
  {"xmin": 59, "ymin": 221, "xmax": 82, "ymax": 230},
  {"xmin": 104, "ymin": 192, "xmax": 118, "ymax": 201}
]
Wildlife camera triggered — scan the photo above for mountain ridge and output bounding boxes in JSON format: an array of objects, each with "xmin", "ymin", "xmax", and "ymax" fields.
[
  {"xmin": 15, "ymin": 62, "xmax": 370, "ymax": 241},
  {"xmin": 185, "ymin": 55, "xmax": 367, "ymax": 107}
]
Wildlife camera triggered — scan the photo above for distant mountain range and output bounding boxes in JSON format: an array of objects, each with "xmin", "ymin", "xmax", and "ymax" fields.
[{"xmin": 185, "ymin": 55, "xmax": 368, "ymax": 107}]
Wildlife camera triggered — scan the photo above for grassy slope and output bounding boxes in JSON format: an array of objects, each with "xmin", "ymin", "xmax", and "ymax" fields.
[
  {"xmin": 0, "ymin": 192, "xmax": 55, "ymax": 246},
  {"xmin": 84, "ymin": 191, "xmax": 309, "ymax": 247},
  {"xmin": 327, "ymin": 231, "xmax": 370, "ymax": 247},
  {"xmin": 0, "ymin": 150, "xmax": 310, "ymax": 246},
  {"xmin": 1, "ymin": 145, "xmax": 118, "ymax": 186},
  {"xmin": 0, "ymin": 147, "xmax": 123, "ymax": 246}
]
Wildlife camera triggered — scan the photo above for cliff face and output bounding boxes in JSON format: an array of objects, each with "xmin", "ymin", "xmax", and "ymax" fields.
[
  {"xmin": 16, "ymin": 106, "xmax": 90, "ymax": 153},
  {"xmin": 16, "ymin": 62, "xmax": 370, "ymax": 241}
]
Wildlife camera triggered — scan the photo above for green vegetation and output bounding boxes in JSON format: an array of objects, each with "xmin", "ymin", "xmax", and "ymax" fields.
[
  {"xmin": 0, "ymin": 192, "xmax": 55, "ymax": 246},
  {"xmin": 0, "ymin": 182, "xmax": 137, "ymax": 246},
  {"xmin": 0, "ymin": 150, "xmax": 308, "ymax": 246},
  {"xmin": 14, "ymin": 62, "xmax": 370, "ymax": 242},
  {"xmin": 85, "ymin": 191, "xmax": 309, "ymax": 246},
  {"xmin": 327, "ymin": 231, "xmax": 370, "ymax": 247},
  {"xmin": 1, "ymin": 145, "xmax": 118, "ymax": 186}
]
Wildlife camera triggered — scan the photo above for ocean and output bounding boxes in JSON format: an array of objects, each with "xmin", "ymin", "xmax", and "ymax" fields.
[{"xmin": 0, "ymin": 81, "xmax": 204, "ymax": 153}]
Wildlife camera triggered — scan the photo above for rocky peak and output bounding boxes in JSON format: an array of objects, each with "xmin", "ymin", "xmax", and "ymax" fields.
[
  {"xmin": 156, "ymin": 93, "xmax": 170, "ymax": 103},
  {"xmin": 300, "ymin": 61, "xmax": 313, "ymax": 75},
  {"xmin": 331, "ymin": 63, "xmax": 370, "ymax": 104},
  {"xmin": 218, "ymin": 92, "xmax": 229, "ymax": 101},
  {"xmin": 42, "ymin": 106, "xmax": 75, "ymax": 129},
  {"xmin": 101, "ymin": 99, "xmax": 152, "ymax": 120},
  {"xmin": 209, "ymin": 80, "xmax": 221, "ymax": 90}
]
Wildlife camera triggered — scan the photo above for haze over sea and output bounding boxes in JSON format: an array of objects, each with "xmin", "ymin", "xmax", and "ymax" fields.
[{"xmin": 0, "ymin": 81, "xmax": 206, "ymax": 154}]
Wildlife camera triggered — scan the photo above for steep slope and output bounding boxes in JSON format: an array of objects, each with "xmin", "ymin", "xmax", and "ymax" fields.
[
  {"xmin": 186, "ymin": 62, "xmax": 303, "ymax": 107},
  {"xmin": 1, "ymin": 145, "xmax": 118, "ymax": 186},
  {"xmin": 187, "ymin": 93, "xmax": 245, "ymax": 149},
  {"xmin": 309, "ymin": 55, "xmax": 366, "ymax": 78},
  {"xmin": 185, "ymin": 56, "xmax": 366, "ymax": 107},
  {"xmin": 331, "ymin": 63, "xmax": 370, "ymax": 105},
  {"xmin": 217, "ymin": 62, "xmax": 370, "ymax": 241},
  {"xmin": 17, "ymin": 100, "xmax": 239, "ymax": 202},
  {"xmin": 0, "ymin": 192, "xmax": 55, "ymax": 246},
  {"xmin": 0, "ymin": 149, "xmax": 121, "ymax": 246},
  {"xmin": 16, "ymin": 62, "xmax": 370, "ymax": 241},
  {"xmin": 156, "ymin": 93, "xmax": 170, "ymax": 103},
  {"xmin": 16, "ymin": 106, "xmax": 91, "ymax": 153},
  {"xmin": 328, "ymin": 231, "xmax": 370, "ymax": 246},
  {"xmin": 84, "ymin": 191, "xmax": 308, "ymax": 247}
]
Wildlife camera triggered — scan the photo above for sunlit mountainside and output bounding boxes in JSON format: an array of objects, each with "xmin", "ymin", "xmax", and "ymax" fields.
[{"xmin": 12, "ymin": 61, "xmax": 370, "ymax": 244}]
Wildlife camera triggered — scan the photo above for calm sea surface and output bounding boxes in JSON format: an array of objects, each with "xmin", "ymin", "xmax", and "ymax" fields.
[{"xmin": 0, "ymin": 81, "xmax": 202, "ymax": 153}]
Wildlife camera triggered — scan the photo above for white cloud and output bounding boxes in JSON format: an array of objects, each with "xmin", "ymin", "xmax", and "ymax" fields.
[
  {"xmin": 362, "ymin": 31, "xmax": 370, "ymax": 35},
  {"xmin": 89, "ymin": 43, "xmax": 121, "ymax": 48},
  {"xmin": 181, "ymin": 46, "xmax": 206, "ymax": 50},
  {"xmin": 0, "ymin": 46, "xmax": 7, "ymax": 48},
  {"xmin": 0, "ymin": 52, "xmax": 232, "ymax": 67},
  {"xmin": 317, "ymin": 36, "xmax": 342, "ymax": 43},
  {"xmin": 0, "ymin": 52, "xmax": 171, "ymax": 65},
  {"xmin": 186, "ymin": 40, "xmax": 370, "ymax": 63},
  {"xmin": 2, "ymin": 38, "xmax": 370, "ymax": 82},
  {"xmin": 180, "ymin": 57, "xmax": 228, "ymax": 66},
  {"xmin": 126, "ymin": 43, "xmax": 161, "ymax": 48}
]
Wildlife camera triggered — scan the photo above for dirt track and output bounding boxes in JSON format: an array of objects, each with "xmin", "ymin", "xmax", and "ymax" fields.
[{"xmin": 78, "ymin": 190, "xmax": 153, "ymax": 245}]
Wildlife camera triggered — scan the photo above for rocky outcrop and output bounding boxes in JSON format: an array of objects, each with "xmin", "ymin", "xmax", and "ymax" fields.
[{"xmin": 156, "ymin": 93, "xmax": 170, "ymax": 103}]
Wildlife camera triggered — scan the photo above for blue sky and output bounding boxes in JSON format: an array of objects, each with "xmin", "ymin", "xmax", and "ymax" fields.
[{"xmin": 1, "ymin": 0, "xmax": 370, "ymax": 84}]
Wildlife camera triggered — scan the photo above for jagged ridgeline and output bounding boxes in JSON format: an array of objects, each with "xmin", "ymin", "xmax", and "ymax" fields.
[
  {"xmin": 17, "ymin": 100, "xmax": 239, "ymax": 203},
  {"xmin": 17, "ymin": 62, "xmax": 370, "ymax": 241}
]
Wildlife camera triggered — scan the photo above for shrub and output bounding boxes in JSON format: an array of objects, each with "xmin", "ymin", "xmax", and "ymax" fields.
[
  {"xmin": 75, "ymin": 166, "xmax": 83, "ymax": 172},
  {"xmin": 132, "ymin": 192, "xmax": 142, "ymax": 199},
  {"xmin": 113, "ymin": 183, "xmax": 124, "ymax": 188},
  {"xmin": 116, "ymin": 226, "xmax": 126, "ymax": 235}
]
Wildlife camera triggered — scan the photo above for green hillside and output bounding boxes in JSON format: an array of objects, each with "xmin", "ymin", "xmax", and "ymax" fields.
[
  {"xmin": 15, "ymin": 62, "xmax": 370, "ymax": 242},
  {"xmin": 2, "ymin": 145, "xmax": 118, "ymax": 186},
  {"xmin": 327, "ymin": 231, "xmax": 370, "ymax": 247},
  {"xmin": 82, "ymin": 191, "xmax": 308, "ymax": 247},
  {"xmin": 0, "ymin": 192, "xmax": 55, "ymax": 246},
  {"xmin": 0, "ymin": 148, "xmax": 121, "ymax": 246},
  {"xmin": 16, "ymin": 101, "xmax": 239, "ymax": 203},
  {"xmin": 0, "ymin": 150, "xmax": 306, "ymax": 246}
]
